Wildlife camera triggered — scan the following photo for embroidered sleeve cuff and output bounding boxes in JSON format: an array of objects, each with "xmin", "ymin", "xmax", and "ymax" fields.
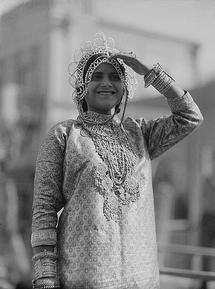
[
  {"xmin": 31, "ymin": 230, "xmax": 57, "ymax": 248},
  {"xmin": 167, "ymin": 91, "xmax": 195, "ymax": 111}
]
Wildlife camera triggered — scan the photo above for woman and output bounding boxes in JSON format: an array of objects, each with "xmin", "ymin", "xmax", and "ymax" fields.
[{"xmin": 31, "ymin": 32, "xmax": 203, "ymax": 289}]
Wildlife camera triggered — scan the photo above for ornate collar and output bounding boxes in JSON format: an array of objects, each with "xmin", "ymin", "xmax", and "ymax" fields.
[
  {"xmin": 76, "ymin": 110, "xmax": 124, "ymax": 137},
  {"xmin": 77, "ymin": 110, "xmax": 121, "ymax": 127}
]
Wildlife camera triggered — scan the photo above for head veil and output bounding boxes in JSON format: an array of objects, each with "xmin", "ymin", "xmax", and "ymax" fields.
[{"xmin": 68, "ymin": 31, "xmax": 138, "ymax": 125}]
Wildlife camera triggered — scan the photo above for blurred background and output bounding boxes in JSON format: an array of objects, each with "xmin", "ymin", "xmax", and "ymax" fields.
[{"xmin": 0, "ymin": 0, "xmax": 215, "ymax": 288}]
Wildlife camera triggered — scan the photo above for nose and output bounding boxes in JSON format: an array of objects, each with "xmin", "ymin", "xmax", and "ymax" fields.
[{"xmin": 101, "ymin": 75, "xmax": 113, "ymax": 87}]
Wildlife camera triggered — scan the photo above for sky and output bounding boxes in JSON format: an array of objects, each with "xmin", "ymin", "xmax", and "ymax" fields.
[{"xmin": 1, "ymin": 0, "xmax": 215, "ymax": 82}]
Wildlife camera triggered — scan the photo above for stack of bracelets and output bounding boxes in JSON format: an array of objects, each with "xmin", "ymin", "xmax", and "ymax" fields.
[
  {"xmin": 32, "ymin": 249, "xmax": 60, "ymax": 289},
  {"xmin": 144, "ymin": 63, "xmax": 175, "ymax": 95}
]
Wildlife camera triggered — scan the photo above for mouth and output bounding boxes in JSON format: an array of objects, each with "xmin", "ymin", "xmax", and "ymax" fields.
[{"xmin": 97, "ymin": 91, "xmax": 116, "ymax": 96}]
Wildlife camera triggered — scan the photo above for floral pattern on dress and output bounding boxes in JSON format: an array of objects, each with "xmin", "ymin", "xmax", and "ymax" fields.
[{"xmin": 31, "ymin": 92, "xmax": 203, "ymax": 288}]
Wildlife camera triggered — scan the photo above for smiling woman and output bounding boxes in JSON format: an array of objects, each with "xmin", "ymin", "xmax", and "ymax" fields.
[
  {"xmin": 31, "ymin": 31, "xmax": 203, "ymax": 289},
  {"xmin": 68, "ymin": 37, "xmax": 138, "ymax": 125},
  {"xmin": 84, "ymin": 63, "xmax": 124, "ymax": 115}
]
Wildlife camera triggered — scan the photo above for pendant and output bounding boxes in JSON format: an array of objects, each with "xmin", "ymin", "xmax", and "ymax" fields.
[{"xmin": 94, "ymin": 163, "xmax": 140, "ymax": 222}]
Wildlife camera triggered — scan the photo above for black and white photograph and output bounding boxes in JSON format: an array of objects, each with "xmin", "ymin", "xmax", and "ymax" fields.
[{"xmin": 0, "ymin": 1, "xmax": 215, "ymax": 288}]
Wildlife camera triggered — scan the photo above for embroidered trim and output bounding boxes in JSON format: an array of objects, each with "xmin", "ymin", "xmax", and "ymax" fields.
[{"xmin": 31, "ymin": 230, "xmax": 57, "ymax": 248}]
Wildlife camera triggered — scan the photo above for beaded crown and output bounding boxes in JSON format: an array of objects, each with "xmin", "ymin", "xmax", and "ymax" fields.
[{"xmin": 68, "ymin": 31, "xmax": 138, "ymax": 105}]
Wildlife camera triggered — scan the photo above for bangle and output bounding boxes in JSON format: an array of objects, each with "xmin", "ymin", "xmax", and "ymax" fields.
[
  {"xmin": 32, "ymin": 278, "xmax": 60, "ymax": 289},
  {"xmin": 34, "ymin": 258, "xmax": 58, "ymax": 279},
  {"xmin": 144, "ymin": 63, "xmax": 163, "ymax": 88},
  {"xmin": 32, "ymin": 249, "xmax": 57, "ymax": 262},
  {"xmin": 152, "ymin": 70, "xmax": 175, "ymax": 94},
  {"xmin": 32, "ymin": 250, "xmax": 59, "ymax": 281},
  {"xmin": 144, "ymin": 63, "xmax": 175, "ymax": 94}
]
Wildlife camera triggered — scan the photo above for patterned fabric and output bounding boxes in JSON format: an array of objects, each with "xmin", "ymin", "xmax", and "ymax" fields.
[{"xmin": 31, "ymin": 92, "xmax": 203, "ymax": 289}]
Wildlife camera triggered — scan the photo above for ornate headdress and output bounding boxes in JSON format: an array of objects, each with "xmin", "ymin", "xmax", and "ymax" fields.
[{"xmin": 68, "ymin": 31, "xmax": 138, "ymax": 115}]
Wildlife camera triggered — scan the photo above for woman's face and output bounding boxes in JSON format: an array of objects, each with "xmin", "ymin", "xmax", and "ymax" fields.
[{"xmin": 84, "ymin": 62, "xmax": 124, "ymax": 115}]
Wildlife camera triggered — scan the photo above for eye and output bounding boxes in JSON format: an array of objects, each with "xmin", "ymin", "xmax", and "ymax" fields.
[
  {"xmin": 110, "ymin": 73, "xmax": 121, "ymax": 81},
  {"xmin": 91, "ymin": 72, "xmax": 102, "ymax": 81}
]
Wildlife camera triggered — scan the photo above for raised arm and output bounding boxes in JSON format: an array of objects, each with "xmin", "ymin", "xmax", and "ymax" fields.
[{"xmin": 110, "ymin": 52, "xmax": 203, "ymax": 159}]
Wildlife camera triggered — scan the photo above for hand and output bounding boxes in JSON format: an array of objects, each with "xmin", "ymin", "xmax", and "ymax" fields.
[{"xmin": 109, "ymin": 52, "xmax": 151, "ymax": 76}]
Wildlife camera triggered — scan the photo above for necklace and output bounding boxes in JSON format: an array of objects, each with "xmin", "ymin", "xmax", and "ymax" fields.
[{"xmin": 78, "ymin": 111, "xmax": 140, "ymax": 222}]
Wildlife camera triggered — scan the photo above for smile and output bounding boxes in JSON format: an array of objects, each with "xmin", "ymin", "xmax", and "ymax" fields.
[{"xmin": 97, "ymin": 91, "xmax": 115, "ymax": 96}]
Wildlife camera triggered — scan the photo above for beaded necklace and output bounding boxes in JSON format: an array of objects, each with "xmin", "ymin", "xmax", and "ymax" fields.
[{"xmin": 78, "ymin": 111, "xmax": 140, "ymax": 222}]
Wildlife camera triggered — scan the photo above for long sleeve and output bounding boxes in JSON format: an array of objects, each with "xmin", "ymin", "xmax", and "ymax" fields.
[
  {"xmin": 139, "ymin": 92, "xmax": 203, "ymax": 160},
  {"xmin": 31, "ymin": 123, "xmax": 69, "ymax": 248}
]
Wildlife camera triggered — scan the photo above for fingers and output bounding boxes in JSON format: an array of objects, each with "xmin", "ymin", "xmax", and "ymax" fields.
[
  {"xmin": 109, "ymin": 51, "xmax": 137, "ymax": 61},
  {"xmin": 127, "ymin": 52, "xmax": 137, "ymax": 59},
  {"xmin": 123, "ymin": 59, "xmax": 137, "ymax": 68},
  {"xmin": 109, "ymin": 52, "xmax": 148, "ymax": 75}
]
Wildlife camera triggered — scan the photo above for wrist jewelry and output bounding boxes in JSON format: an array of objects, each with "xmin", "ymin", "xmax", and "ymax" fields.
[
  {"xmin": 32, "ymin": 249, "xmax": 58, "ymax": 262},
  {"xmin": 32, "ymin": 277, "xmax": 60, "ymax": 289},
  {"xmin": 32, "ymin": 249, "xmax": 58, "ymax": 280},
  {"xmin": 34, "ymin": 258, "xmax": 58, "ymax": 279},
  {"xmin": 152, "ymin": 70, "xmax": 175, "ymax": 95},
  {"xmin": 144, "ymin": 63, "xmax": 163, "ymax": 88},
  {"xmin": 144, "ymin": 63, "xmax": 175, "ymax": 94}
]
